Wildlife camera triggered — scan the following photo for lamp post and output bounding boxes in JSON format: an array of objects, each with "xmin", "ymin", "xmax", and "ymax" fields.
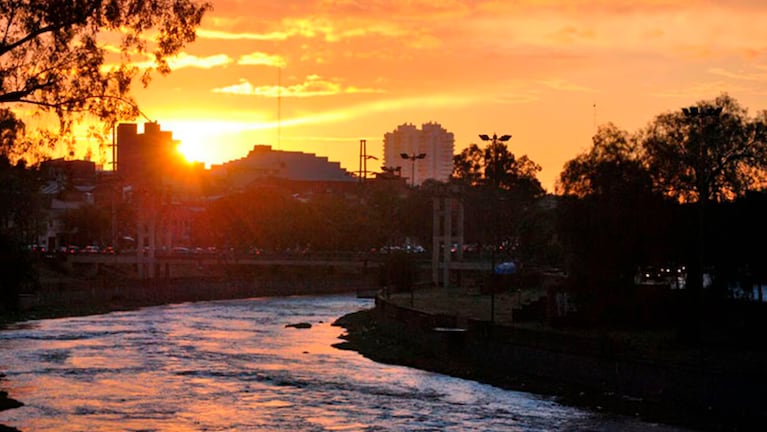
[
  {"xmin": 479, "ymin": 133, "xmax": 511, "ymax": 323},
  {"xmin": 400, "ymin": 152, "xmax": 426, "ymax": 187},
  {"xmin": 681, "ymin": 105, "xmax": 721, "ymax": 325},
  {"xmin": 358, "ymin": 139, "xmax": 378, "ymax": 182}
]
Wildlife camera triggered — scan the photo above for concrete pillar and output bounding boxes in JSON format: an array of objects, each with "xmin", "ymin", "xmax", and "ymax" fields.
[
  {"xmin": 432, "ymin": 197, "xmax": 441, "ymax": 286},
  {"xmin": 443, "ymin": 198, "xmax": 452, "ymax": 289}
]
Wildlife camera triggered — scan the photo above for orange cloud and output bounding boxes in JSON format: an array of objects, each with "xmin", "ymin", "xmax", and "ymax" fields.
[
  {"xmin": 197, "ymin": 29, "xmax": 290, "ymax": 41},
  {"xmin": 212, "ymin": 75, "xmax": 385, "ymax": 98},
  {"xmin": 129, "ymin": 52, "xmax": 233, "ymax": 70},
  {"xmin": 238, "ymin": 52, "xmax": 287, "ymax": 68},
  {"xmin": 650, "ymin": 81, "xmax": 750, "ymax": 99},
  {"xmin": 708, "ymin": 67, "xmax": 767, "ymax": 82}
]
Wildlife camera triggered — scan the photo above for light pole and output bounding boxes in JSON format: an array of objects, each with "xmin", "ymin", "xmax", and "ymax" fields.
[
  {"xmin": 682, "ymin": 105, "xmax": 721, "ymax": 327},
  {"xmin": 358, "ymin": 139, "xmax": 378, "ymax": 182},
  {"xmin": 479, "ymin": 133, "xmax": 511, "ymax": 323},
  {"xmin": 400, "ymin": 152, "xmax": 426, "ymax": 187},
  {"xmin": 479, "ymin": 134, "xmax": 512, "ymax": 188}
]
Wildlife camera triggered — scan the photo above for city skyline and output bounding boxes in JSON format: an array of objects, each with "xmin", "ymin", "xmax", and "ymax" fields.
[{"xmin": 72, "ymin": 1, "xmax": 767, "ymax": 190}]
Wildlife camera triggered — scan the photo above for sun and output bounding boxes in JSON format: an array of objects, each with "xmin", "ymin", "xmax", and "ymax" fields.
[
  {"xmin": 160, "ymin": 117, "xmax": 278, "ymax": 168},
  {"xmin": 166, "ymin": 121, "xmax": 218, "ymax": 165},
  {"xmin": 176, "ymin": 136, "xmax": 206, "ymax": 164}
]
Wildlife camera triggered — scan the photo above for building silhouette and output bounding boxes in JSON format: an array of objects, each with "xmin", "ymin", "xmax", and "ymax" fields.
[
  {"xmin": 115, "ymin": 122, "xmax": 203, "ymax": 276},
  {"xmin": 117, "ymin": 122, "xmax": 175, "ymax": 185},
  {"xmin": 383, "ymin": 122, "xmax": 454, "ymax": 186},
  {"xmin": 209, "ymin": 144, "xmax": 355, "ymax": 193}
]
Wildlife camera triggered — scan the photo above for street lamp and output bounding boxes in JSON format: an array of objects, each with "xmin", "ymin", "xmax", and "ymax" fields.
[
  {"xmin": 358, "ymin": 139, "xmax": 379, "ymax": 182},
  {"xmin": 479, "ymin": 133, "xmax": 511, "ymax": 323},
  {"xmin": 400, "ymin": 152, "xmax": 426, "ymax": 187},
  {"xmin": 681, "ymin": 105, "xmax": 722, "ymax": 323},
  {"xmin": 479, "ymin": 134, "xmax": 511, "ymax": 188}
]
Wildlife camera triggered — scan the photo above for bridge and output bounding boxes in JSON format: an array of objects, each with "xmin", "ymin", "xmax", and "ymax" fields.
[{"xmin": 64, "ymin": 252, "xmax": 493, "ymax": 281}]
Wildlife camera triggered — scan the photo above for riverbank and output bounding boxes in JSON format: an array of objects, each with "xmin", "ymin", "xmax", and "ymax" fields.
[
  {"xmin": 331, "ymin": 294, "xmax": 764, "ymax": 432},
  {"xmin": 0, "ymin": 380, "xmax": 22, "ymax": 432}
]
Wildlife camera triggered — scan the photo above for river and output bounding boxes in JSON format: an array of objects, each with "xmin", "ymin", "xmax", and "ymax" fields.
[{"xmin": 0, "ymin": 294, "xmax": 694, "ymax": 431}]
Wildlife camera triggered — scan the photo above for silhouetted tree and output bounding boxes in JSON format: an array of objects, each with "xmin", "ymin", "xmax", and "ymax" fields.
[
  {"xmin": 452, "ymin": 144, "xmax": 485, "ymax": 186},
  {"xmin": 0, "ymin": 155, "xmax": 43, "ymax": 245},
  {"xmin": 556, "ymin": 124, "xmax": 673, "ymax": 325},
  {"xmin": 0, "ymin": 109, "xmax": 24, "ymax": 157},
  {"xmin": 558, "ymin": 123, "xmax": 653, "ymax": 197},
  {"xmin": 0, "ymin": 232, "xmax": 37, "ymax": 311},
  {"xmin": 453, "ymin": 139, "xmax": 546, "ymax": 265},
  {"xmin": 0, "ymin": 0, "xmax": 211, "ymax": 157},
  {"xmin": 640, "ymin": 94, "xmax": 767, "ymax": 317},
  {"xmin": 453, "ymin": 141, "xmax": 545, "ymax": 197},
  {"xmin": 641, "ymin": 93, "xmax": 767, "ymax": 204}
]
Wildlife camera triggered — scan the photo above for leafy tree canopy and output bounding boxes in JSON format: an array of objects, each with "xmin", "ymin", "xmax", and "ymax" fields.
[
  {"xmin": 557, "ymin": 123, "xmax": 653, "ymax": 198},
  {"xmin": 641, "ymin": 93, "xmax": 767, "ymax": 203},
  {"xmin": 0, "ymin": 0, "xmax": 211, "ymax": 159},
  {"xmin": 452, "ymin": 140, "xmax": 545, "ymax": 198}
]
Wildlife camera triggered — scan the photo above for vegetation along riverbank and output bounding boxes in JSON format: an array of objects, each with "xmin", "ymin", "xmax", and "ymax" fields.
[{"xmin": 332, "ymin": 292, "xmax": 766, "ymax": 432}]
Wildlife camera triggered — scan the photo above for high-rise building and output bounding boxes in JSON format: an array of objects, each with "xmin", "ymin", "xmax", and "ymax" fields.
[
  {"xmin": 383, "ymin": 122, "xmax": 454, "ymax": 186},
  {"xmin": 117, "ymin": 122, "xmax": 178, "ymax": 186}
]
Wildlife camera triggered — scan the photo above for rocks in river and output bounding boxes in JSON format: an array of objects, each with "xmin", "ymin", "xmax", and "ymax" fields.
[
  {"xmin": 0, "ymin": 390, "xmax": 23, "ymax": 412},
  {"xmin": 285, "ymin": 322, "xmax": 312, "ymax": 329}
]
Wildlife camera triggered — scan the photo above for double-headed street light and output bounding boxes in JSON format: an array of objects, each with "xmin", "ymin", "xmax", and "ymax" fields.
[
  {"xmin": 400, "ymin": 152, "xmax": 426, "ymax": 187},
  {"xmin": 681, "ymin": 105, "xmax": 722, "ymax": 314},
  {"xmin": 479, "ymin": 133, "xmax": 511, "ymax": 323},
  {"xmin": 479, "ymin": 134, "xmax": 512, "ymax": 188}
]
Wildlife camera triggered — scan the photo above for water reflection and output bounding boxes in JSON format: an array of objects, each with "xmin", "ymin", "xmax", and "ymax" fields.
[{"xmin": 0, "ymin": 295, "xmax": 695, "ymax": 431}]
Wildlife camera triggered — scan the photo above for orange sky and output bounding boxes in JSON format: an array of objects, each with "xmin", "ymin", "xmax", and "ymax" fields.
[{"xmin": 116, "ymin": 0, "xmax": 767, "ymax": 191}]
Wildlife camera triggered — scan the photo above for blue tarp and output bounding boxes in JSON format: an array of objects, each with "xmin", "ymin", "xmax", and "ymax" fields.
[{"xmin": 494, "ymin": 261, "xmax": 517, "ymax": 275}]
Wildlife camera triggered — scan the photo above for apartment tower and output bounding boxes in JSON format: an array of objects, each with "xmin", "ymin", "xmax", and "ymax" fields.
[{"xmin": 383, "ymin": 122, "xmax": 455, "ymax": 186}]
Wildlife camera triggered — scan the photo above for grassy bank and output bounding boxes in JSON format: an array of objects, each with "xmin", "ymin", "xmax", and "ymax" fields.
[{"xmin": 332, "ymin": 307, "xmax": 756, "ymax": 432}]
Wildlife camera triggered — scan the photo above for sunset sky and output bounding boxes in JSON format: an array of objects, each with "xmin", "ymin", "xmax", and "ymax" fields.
[{"xmin": 123, "ymin": 0, "xmax": 767, "ymax": 191}]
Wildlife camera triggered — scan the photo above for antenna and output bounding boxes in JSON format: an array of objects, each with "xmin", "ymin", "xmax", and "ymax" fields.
[
  {"xmin": 593, "ymin": 102, "xmax": 597, "ymax": 132},
  {"xmin": 277, "ymin": 68, "xmax": 282, "ymax": 149}
]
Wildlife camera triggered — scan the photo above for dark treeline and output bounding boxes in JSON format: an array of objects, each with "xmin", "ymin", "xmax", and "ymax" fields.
[{"xmin": 556, "ymin": 94, "xmax": 767, "ymax": 338}]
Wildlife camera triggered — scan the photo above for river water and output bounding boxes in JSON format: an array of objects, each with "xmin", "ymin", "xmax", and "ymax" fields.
[{"xmin": 0, "ymin": 295, "xmax": 694, "ymax": 431}]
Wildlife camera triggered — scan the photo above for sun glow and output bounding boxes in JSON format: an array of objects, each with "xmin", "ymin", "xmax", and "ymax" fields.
[
  {"xmin": 164, "ymin": 119, "xmax": 273, "ymax": 167},
  {"xmin": 176, "ymin": 136, "xmax": 208, "ymax": 164}
]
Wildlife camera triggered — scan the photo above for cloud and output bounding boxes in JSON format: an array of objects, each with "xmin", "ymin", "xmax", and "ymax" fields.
[
  {"xmin": 212, "ymin": 75, "xmax": 385, "ymax": 97},
  {"xmin": 708, "ymin": 67, "xmax": 767, "ymax": 82},
  {"xmin": 238, "ymin": 52, "xmax": 287, "ymax": 68},
  {"xmin": 246, "ymin": 92, "xmax": 477, "ymax": 130},
  {"xmin": 198, "ymin": 14, "xmax": 417, "ymax": 48},
  {"xmin": 650, "ymin": 81, "xmax": 750, "ymax": 99},
  {"xmin": 131, "ymin": 52, "xmax": 233, "ymax": 70},
  {"xmin": 197, "ymin": 29, "xmax": 290, "ymax": 41}
]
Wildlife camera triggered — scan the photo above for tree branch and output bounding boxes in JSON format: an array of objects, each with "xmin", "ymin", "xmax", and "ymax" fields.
[
  {"xmin": 1, "ymin": 4, "xmax": 18, "ymax": 48},
  {"xmin": 0, "ymin": 23, "xmax": 63, "ymax": 57}
]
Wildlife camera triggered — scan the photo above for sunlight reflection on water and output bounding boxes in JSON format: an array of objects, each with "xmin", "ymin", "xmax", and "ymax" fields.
[{"xmin": 0, "ymin": 295, "xmax": 696, "ymax": 431}]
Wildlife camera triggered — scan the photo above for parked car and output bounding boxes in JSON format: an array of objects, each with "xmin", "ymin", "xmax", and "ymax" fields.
[
  {"xmin": 172, "ymin": 246, "xmax": 190, "ymax": 255},
  {"xmin": 83, "ymin": 245, "xmax": 100, "ymax": 254}
]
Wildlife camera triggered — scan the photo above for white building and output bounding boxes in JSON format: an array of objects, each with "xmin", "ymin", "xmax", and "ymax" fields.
[{"xmin": 383, "ymin": 122, "xmax": 454, "ymax": 186}]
